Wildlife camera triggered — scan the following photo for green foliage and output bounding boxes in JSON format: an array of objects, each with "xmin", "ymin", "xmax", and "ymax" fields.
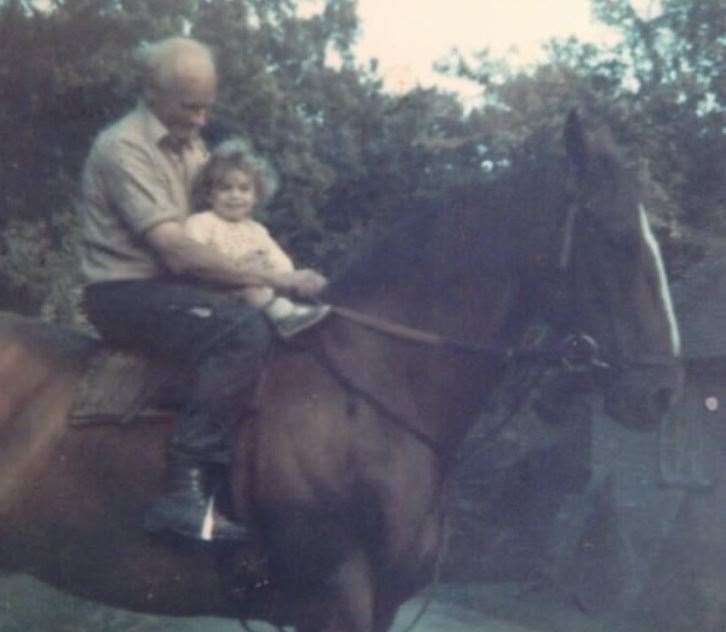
[
  {"xmin": 441, "ymin": 0, "xmax": 725, "ymax": 271},
  {"xmin": 0, "ymin": 208, "xmax": 82, "ymax": 321},
  {"xmin": 588, "ymin": 0, "xmax": 725, "ymax": 232}
]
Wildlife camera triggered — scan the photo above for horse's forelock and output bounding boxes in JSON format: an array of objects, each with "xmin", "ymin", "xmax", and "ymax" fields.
[{"xmin": 328, "ymin": 145, "xmax": 576, "ymax": 303}]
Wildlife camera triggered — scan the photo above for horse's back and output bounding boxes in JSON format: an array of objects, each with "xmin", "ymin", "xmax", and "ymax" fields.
[{"xmin": 0, "ymin": 312, "xmax": 189, "ymax": 496}]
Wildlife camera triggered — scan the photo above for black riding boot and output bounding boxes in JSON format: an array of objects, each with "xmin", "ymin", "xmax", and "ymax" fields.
[{"xmin": 143, "ymin": 459, "xmax": 252, "ymax": 542}]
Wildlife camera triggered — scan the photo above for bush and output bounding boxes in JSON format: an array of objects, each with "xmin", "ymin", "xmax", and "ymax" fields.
[{"xmin": 0, "ymin": 209, "xmax": 85, "ymax": 324}]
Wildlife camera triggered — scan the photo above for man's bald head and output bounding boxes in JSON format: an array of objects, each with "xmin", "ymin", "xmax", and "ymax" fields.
[
  {"xmin": 136, "ymin": 37, "xmax": 217, "ymax": 144},
  {"xmin": 137, "ymin": 37, "xmax": 216, "ymax": 93}
]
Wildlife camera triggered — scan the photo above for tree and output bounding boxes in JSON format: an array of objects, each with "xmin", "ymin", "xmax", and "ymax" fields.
[
  {"xmin": 593, "ymin": 0, "xmax": 724, "ymax": 230},
  {"xmin": 441, "ymin": 0, "xmax": 725, "ymax": 271}
]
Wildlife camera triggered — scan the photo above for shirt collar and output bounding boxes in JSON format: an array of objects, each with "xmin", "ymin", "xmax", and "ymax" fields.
[{"xmin": 137, "ymin": 100, "xmax": 199, "ymax": 153}]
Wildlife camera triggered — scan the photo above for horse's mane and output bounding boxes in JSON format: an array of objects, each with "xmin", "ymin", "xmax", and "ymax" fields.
[
  {"xmin": 326, "ymin": 119, "xmax": 635, "ymax": 304},
  {"xmin": 326, "ymin": 131, "xmax": 579, "ymax": 302},
  {"xmin": 325, "ymin": 204, "xmax": 439, "ymax": 299}
]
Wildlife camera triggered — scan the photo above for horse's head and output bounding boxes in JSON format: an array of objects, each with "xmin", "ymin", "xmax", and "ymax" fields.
[{"xmin": 563, "ymin": 111, "xmax": 683, "ymax": 428}]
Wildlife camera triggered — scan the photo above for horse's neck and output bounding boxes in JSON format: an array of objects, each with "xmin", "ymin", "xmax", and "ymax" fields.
[
  {"xmin": 325, "ymin": 201, "xmax": 560, "ymax": 448},
  {"xmin": 329, "ymin": 272, "xmax": 522, "ymax": 451}
]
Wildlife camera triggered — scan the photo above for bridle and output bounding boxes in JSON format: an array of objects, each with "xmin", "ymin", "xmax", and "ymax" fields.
[
  {"xmin": 312, "ymin": 311, "xmax": 603, "ymax": 466},
  {"xmin": 329, "ymin": 303, "xmax": 607, "ymax": 371}
]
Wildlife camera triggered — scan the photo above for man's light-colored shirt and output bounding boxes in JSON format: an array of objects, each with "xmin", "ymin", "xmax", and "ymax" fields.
[{"xmin": 80, "ymin": 101, "xmax": 208, "ymax": 283}]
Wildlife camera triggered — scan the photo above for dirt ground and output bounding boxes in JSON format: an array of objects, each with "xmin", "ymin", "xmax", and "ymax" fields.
[
  {"xmin": 0, "ymin": 400, "xmax": 719, "ymax": 632},
  {"xmin": 0, "ymin": 575, "xmax": 624, "ymax": 631}
]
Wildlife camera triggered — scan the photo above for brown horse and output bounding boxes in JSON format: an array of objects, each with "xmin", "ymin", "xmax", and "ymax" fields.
[{"xmin": 0, "ymin": 112, "xmax": 682, "ymax": 631}]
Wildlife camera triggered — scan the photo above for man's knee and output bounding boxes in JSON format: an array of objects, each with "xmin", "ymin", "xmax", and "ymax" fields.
[{"xmin": 224, "ymin": 310, "xmax": 272, "ymax": 352}]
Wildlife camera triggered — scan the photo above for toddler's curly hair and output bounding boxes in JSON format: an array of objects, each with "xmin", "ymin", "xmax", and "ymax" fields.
[{"xmin": 192, "ymin": 138, "xmax": 279, "ymax": 212}]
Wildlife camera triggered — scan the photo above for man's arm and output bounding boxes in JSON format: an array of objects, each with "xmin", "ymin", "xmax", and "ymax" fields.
[{"xmin": 146, "ymin": 221, "xmax": 326, "ymax": 297}]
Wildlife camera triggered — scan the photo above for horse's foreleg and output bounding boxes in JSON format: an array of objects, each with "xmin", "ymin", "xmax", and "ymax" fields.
[
  {"xmin": 372, "ymin": 516, "xmax": 442, "ymax": 632},
  {"xmin": 372, "ymin": 606, "xmax": 398, "ymax": 632},
  {"xmin": 298, "ymin": 550, "xmax": 375, "ymax": 632},
  {"xmin": 372, "ymin": 583, "xmax": 425, "ymax": 632}
]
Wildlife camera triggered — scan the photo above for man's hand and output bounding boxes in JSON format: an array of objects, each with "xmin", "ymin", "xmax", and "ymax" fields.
[{"xmin": 278, "ymin": 269, "xmax": 327, "ymax": 298}]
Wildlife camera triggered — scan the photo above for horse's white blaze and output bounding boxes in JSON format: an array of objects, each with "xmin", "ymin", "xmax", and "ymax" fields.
[
  {"xmin": 201, "ymin": 496, "xmax": 215, "ymax": 541},
  {"xmin": 639, "ymin": 204, "xmax": 681, "ymax": 356}
]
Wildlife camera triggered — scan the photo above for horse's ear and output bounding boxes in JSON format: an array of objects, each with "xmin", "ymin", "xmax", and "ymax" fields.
[{"xmin": 564, "ymin": 109, "xmax": 589, "ymax": 178}]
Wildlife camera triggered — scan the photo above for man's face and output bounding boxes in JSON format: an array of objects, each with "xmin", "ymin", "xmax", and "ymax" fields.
[{"xmin": 149, "ymin": 62, "xmax": 217, "ymax": 144}]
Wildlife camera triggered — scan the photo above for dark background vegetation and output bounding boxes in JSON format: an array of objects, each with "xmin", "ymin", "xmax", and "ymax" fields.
[{"xmin": 0, "ymin": 0, "xmax": 723, "ymax": 319}]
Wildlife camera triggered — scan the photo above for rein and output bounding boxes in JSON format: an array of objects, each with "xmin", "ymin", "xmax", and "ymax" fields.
[
  {"xmin": 330, "ymin": 304, "xmax": 606, "ymax": 369},
  {"xmin": 317, "ymin": 304, "xmax": 606, "ymax": 461},
  {"xmin": 311, "ymin": 342, "xmax": 447, "ymax": 458}
]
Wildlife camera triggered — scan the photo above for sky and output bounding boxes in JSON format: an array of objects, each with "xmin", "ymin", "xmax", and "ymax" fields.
[
  {"xmin": 329, "ymin": 0, "xmax": 661, "ymax": 102},
  {"xmin": 32, "ymin": 0, "xmax": 658, "ymax": 103}
]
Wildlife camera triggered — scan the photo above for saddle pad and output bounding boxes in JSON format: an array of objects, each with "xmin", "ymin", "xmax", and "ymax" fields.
[{"xmin": 70, "ymin": 349, "xmax": 178, "ymax": 424}]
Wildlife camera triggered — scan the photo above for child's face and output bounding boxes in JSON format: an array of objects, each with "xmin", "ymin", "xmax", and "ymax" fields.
[{"xmin": 210, "ymin": 168, "xmax": 257, "ymax": 222}]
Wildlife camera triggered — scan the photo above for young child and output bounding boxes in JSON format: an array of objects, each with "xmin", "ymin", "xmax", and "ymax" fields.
[{"xmin": 185, "ymin": 138, "xmax": 329, "ymax": 337}]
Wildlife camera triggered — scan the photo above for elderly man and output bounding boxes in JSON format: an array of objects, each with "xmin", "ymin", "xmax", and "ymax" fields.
[{"xmin": 80, "ymin": 37, "xmax": 326, "ymax": 542}]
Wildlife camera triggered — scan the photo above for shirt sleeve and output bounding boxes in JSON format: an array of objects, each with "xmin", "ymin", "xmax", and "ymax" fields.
[{"xmin": 94, "ymin": 136, "xmax": 185, "ymax": 235}]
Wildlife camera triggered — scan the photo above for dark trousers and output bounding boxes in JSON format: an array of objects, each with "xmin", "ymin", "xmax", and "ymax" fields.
[{"xmin": 83, "ymin": 279, "xmax": 272, "ymax": 465}]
